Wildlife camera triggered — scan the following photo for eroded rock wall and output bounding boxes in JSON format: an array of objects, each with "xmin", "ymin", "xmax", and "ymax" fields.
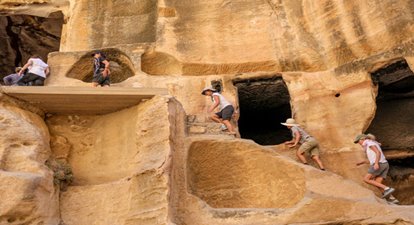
[
  {"xmin": 0, "ymin": 0, "xmax": 414, "ymax": 224},
  {"xmin": 152, "ymin": 0, "xmax": 414, "ymax": 74},
  {"xmin": 0, "ymin": 95, "xmax": 59, "ymax": 225},
  {"xmin": 46, "ymin": 96, "xmax": 176, "ymax": 225}
]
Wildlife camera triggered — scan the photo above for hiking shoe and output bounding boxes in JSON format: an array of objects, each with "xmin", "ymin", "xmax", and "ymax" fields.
[
  {"xmin": 388, "ymin": 195, "xmax": 400, "ymax": 204},
  {"xmin": 220, "ymin": 124, "xmax": 228, "ymax": 131},
  {"xmin": 382, "ymin": 188, "xmax": 395, "ymax": 198}
]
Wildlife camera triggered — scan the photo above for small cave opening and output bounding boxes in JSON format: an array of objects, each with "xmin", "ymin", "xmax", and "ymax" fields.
[
  {"xmin": 0, "ymin": 12, "xmax": 64, "ymax": 83},
  {"xmin": 367, "ymin": 59, "xmax": 414, "ymax": 205},
  {"xmin": 234, "ymin": 77, "xmax": 292, "ymax": 145}
]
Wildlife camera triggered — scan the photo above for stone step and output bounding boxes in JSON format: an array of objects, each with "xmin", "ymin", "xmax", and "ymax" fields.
[{"xmin": 187, "ymin": 123, "xmax": 234, "ymax": 136}]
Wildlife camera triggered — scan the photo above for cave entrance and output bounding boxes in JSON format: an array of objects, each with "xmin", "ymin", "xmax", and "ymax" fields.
[
  {"xmin": 234, "ymin": 77, "xmax": 292, "ymax": 145},
  {"xmin": 0, "ymin": 12, "xmax": 63, "ymax": 83},
  {"xmin": 367, "ymin": 59, "xmax": 414, "ymax": 205}
]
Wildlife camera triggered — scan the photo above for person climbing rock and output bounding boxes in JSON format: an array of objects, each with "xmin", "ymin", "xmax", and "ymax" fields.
[
  {"xmin": 354, "ymin": 134, "xmax": 396, "ymax": 200},
  {"xmin": 281, "ymin": 118, "xmax": 325, "ymax": 170},
  {"xmin": 91, "ymin": 51, "xmax": 111, "ymax": 87},
  {"xmin": 3, "ymin": 67, "xmax": 23, "ymax": 85},
  {"xmin": 17, "ymin": 55, "xmax": 49, "ymax": 86},
  {"xmin": 201, "ymin": 87, "xmax": 236, "ymax": 135},
  {"xmin": 363, "ymin": 133, "xmax": 399, "ymax": 204}
]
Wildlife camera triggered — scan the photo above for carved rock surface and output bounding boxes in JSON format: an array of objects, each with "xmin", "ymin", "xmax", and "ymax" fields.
[{"xmin": 0, "ymin": 99, "xmax": 59, "ymax": 225}]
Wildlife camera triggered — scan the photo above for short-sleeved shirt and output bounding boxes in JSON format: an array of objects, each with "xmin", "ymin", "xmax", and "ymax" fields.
[
  {"xmin": 212, "ymin": 93, "xmax": 232, "ymax": 111},
  {"xmin": 362, "ymin": 139, "xmax": 387, "ymax": 165},
  {"xmin": 93, "ymin": 56, "xmax": 107, "ymax": 76},
  {"xmin": 28, "ymin": 58, "xmax": 48, "ymax": 78},
  {"xmin": 291, "ymin": 126, "xmax": 311, "ymax": 144}
]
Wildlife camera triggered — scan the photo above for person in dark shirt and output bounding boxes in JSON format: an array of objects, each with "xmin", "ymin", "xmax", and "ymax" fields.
[{"xmin": 91, "ymin": 51, "xmax": 110, "ymax": 87}]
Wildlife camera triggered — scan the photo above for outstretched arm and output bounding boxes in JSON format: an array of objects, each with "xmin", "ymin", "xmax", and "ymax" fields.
[
  {"xmin": 356, "ymin": 160, "xmax": 369, "ymax": 166},
  {"xmin": 19, "ymin": 60, "xmax": 33, "ymax": 75},
  {"xmin": 208, "ymin": 95, "xmax": 220, "ymax": 113},
  {"xmin": 289, "ymin": 130, "xmax": 301, "ymax": 147}
]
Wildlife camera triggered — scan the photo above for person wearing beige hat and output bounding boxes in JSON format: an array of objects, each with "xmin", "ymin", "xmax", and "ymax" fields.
[
  {"xmin": 281, "ymin": 118, "xmax": 325, "ymax": 170},
  {"xmin": 201, "ymin": 87, "xmax": 236, "ymax": 135},
  {"xmin": 354, "ymin": 134, "xmax": 396, "ymax": 199}
]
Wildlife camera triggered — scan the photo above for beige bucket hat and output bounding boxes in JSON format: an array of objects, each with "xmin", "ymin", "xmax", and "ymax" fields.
[
  {"xmin": 281, "ymin": 118, "xmax": 299, "ymax": 126},
  {"xmin": 201, "ymin": 87, "xmax": 217, "ymax": 95},
  {"xmin": 354, "ymin": 134, "xmax": 367, "ymax": 143}
]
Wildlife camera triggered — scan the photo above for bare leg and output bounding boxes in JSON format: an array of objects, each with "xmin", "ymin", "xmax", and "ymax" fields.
[
  {"xmin": 210, "ymin": 113, "xmax": 222, "ymax": 123},
  {"xmin": 296, "ymin": 151, "xmax": 308, "ymax": 164},
  {"xmin": 311, "ymin": 155, "xmax": 325, "ymax": 170},
  {"xmin": 363, "ymin": 174, "xmax": 387, "ymax": 190},
  {"xmin": 375, "ymin": 176, "xmax": 386, "ymax": 193},
  {"xmin": 222, "ymin": 119, "xmax": 235, "ymax": 133}
]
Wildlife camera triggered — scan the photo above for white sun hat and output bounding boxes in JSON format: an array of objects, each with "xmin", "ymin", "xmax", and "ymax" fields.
[
  {"xmin": 201, "ymin": 87, "xmax": 217, "ymax": 95},
  {"xmin": 281, "ymin": 118, "xmax": 299, "ymax": 126}
]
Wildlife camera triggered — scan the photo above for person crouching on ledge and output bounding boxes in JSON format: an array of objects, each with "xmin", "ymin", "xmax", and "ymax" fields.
[
  {"xmin": 282, "ymin": 118, "xmax": 325, "ymax": 170},
  {"xmin": 17, "ymin": 55, "xmax": 49, "ymax": 86},
  {"xmin": 201, "ymin": 87, "xmax": 236, "ymax": 135}
]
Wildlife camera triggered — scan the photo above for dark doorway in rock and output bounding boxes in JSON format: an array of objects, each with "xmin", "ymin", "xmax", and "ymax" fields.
[
  {"xmin": 0, "ymin": 12, "xmax": 64, "ymax": 83},
  {"xmin": 234, "ymin": 77, "xmax": 292, "ymax": 145},
  {"xmin": 367, "ymin": 59, "xmax": 414, "ymax": 205},
  {"xmin": 367, "ymin": 60, "xmax": 414, "ymax": 149},
  {"xmin": 386, "ymin": 156, "xmax": 414, "ymax": 205}
]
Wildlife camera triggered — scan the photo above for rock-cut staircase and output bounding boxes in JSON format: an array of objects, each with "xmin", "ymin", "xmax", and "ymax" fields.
[{"xmin": 186, "ymin": 115, "xmax": 236, "ymax": 137}]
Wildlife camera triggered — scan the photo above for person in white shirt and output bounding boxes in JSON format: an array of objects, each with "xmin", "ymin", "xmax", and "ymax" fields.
[
  {"xmin": 355, "ymin": 134, "xmax": 395, "ymax": 198},
  {"xmin": 201, "ymin": 87, "xmax": 236, "ymax": 135},
  {"xmin": 17, "ymin": 55, "xmax": 49, "ymax": 86}
]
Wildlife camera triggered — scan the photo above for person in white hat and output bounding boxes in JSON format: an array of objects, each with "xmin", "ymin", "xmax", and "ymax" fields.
[
  {"xmin": 281, "ymin": 118, "xmax": 325, "ymax": 170},
  {"xmin": 354, "ymin": 134, "xmax": 396, "ymax": 199},
  {"xmin": 201, "ymin": 87, "xmax": 236, "ymax": 135}
]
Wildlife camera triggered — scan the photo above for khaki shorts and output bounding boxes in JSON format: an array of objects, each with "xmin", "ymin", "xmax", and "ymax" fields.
[
  {"xmin": 298, "ymin": 137, "xmax": 320, "ymax": 156},
  {"xmin": 368, "ymin": 162, "xmax": 389, "ymax": 178}
]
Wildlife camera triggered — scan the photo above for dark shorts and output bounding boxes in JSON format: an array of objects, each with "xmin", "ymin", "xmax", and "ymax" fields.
[
  {"xmin": 17, "ymin": 73, "xmax": 45, "ymax": 86},
  {"xmin": 216, "ymin": 105, "xmax": 234, "ymax": 121},
  {"xmin": 368, "ymin": 162, "xmax": 389, "ymax": 178},
  {"xmin": 93, "ymin": 72, "xmax": 110, "ymax": 86}
]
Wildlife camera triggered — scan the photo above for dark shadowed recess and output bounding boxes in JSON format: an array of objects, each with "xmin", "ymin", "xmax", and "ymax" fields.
[
  {"xmin": 368, "ymin": 59, "xmax": 414, "ymax": 205},
  {"xmin": 0, "ymin": 12, "xmax": 63, "ymax": 82},
  {"xmin": 234, "ymin": 77, "xmax": 292, "ymax": 145}
]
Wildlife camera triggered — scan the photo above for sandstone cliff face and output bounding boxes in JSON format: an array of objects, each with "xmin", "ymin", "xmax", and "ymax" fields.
[
  {"xmin": 0, "ymin": 95, "xmax": 59, "ymax": 225},
  {"xmin": 47, "ymin": 96, "xmax": 174, "ymax": 225},
  {"xmin": 0, "ymin": 0, "xmax": 414, "ymax": 225}
]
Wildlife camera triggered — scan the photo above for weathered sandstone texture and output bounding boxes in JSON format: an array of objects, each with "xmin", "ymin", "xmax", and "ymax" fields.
[
  {"xmin": 48, "ymin": 96, "xmax": 175, "ymax": 225},
  {"xmin": 171, "ymin": 138, "xmax": 414, "ymax": 225},
  {"xmin": 0, "ymin": 0, "xmax": 414, "ymax": 224},
  {"xmin": 0, "ymin": 95, "xmax": 59, "ymax": 225}
]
